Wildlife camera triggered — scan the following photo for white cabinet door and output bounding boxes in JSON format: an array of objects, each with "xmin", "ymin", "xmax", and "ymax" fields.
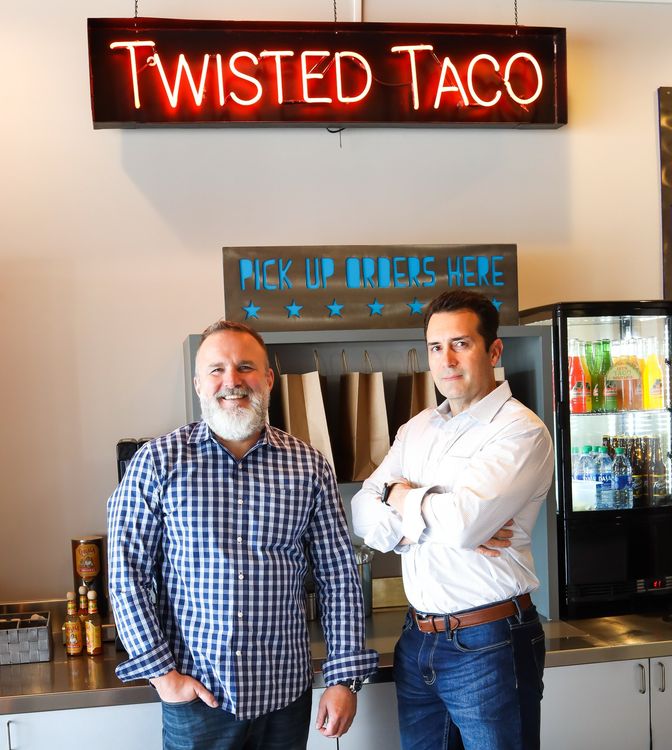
[
  {"xmin": 3, "ymin": 703, "xmax": 162, "ymax": 750},
  {"xmin": 308, "ymin": 683, "xmax": 401, "ymax": 750},
  {"xmin": 650, "ymin": 655, "xmax": 672, "ymax": 749},
  {"xmin": 541, "ymin": 660, "xmax": 650, "ymax": 750},
  {"xmin": 340, "ymin": 682, "xmax": 401, "ymax": 750}
]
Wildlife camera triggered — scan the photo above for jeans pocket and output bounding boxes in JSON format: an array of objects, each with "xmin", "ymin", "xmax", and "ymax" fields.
[
  {"xmin": 160, "ymin": 696, "xmax": 201, "ymax": 708},
  {"xmin": 452, "ymin": 619, "xmax": 511, "ymax": 654},
  {"xmin": 510, "ymin": 618, "xmax": 545, "ymax": 696}
]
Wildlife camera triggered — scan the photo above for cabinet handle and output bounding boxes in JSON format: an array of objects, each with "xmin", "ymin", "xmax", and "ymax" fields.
[
  {"xmin": 659, "ymin": 662, "xmax": 666, "ymax": 693},
  {"xmin": 638, "ymin": 663, "xmax": 647, "ymax": 694},
  {"xmin": 6, "ymin": 720, "xmax": 15, "ymax": 750}
]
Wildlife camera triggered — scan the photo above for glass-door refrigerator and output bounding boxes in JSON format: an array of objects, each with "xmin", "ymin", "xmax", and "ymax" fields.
[{"xmin": 520, "ymin": 301, "xmax": 672, "ymax": 618}]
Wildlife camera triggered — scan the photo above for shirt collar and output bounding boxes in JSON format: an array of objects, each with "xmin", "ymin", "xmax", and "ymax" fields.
[
  {"xmin": 187, "ymin": 420, "xmax": 281, "ymax": 452},
  {"xmin": 435, "ymin": 380, "xmax": 512, "ymax": 425}
]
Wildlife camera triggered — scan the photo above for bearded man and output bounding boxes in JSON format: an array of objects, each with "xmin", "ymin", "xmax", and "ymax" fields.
[{"xmin": 108, "ymin": 320, "xmax": 377, "ymax": 750}]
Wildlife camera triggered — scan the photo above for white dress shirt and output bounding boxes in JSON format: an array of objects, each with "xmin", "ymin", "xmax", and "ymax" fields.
[{"xmin": 351, "ymin": 381, "xmax": 554, "ymax": 614}]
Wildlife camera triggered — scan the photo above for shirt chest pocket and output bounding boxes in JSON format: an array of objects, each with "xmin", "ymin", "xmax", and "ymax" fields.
[
  {"xmin": 246, "ymin": 482, "xmax": 313, "ymax": 548},
  {"xmin": 423, "ymin": 454, "xmax": 472, "ymax": 493}
]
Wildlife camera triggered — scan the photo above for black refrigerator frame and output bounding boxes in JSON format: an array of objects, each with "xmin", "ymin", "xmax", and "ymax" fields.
[{"xmin": 521, "ymin": 300, "xmax": 672, "ymax": 619}]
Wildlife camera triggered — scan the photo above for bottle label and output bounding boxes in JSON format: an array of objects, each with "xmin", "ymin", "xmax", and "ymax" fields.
[
  {"xmin": 85, "ymin": 621, "xmax": 102, "ymax": 653},
  {"xmin": 614, "ymin": 475, "xmax": 629, "ymax": 490},
  {"xmin": 652, "ymin": 474, "xmax": 667, "ymax": 498},
  {"xmin": 65, "ymin": 621, "xmax": 83, "ymax": 655},
  {"xmin": 604, "ymin": 381, "xmax": 618, "ymax": 410},
  {"xmin": 650, "ymin": 379, "xmax": 663, "ymax": 397},
  {"xmin": 632, "ymin": 474, "xmax": 645, "ymax": 497},
  {"xmin": 75, "ymin": 544, "xmax": 100, "ymax": 579}
]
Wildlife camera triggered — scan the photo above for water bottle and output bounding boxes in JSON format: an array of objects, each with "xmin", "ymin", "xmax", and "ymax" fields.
[
  {"xmin": 570, "ymin": 446, "xmax": 580, "ymax": 479},
  {"xmin": 573, "ymin": 445, "xmax": 598, "ymax": 510},
  {"xmin": 595, "ymin": 446, "xmax": 614, "ymax": 510},
  {"xmin": 577, "ymin": 445, "xmax": 597, "ymax": 480},
  {"xmin": 612, "ymin": 447, "xmax": 633, "ymax": 510}
]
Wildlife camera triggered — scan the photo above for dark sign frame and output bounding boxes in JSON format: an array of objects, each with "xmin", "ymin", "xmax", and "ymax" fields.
[
  {"xmin": 88, "ymin": 18, "xmax": 567, "ymax": 129},
  {"xmin": 659, "ymin": 88, "xmax": 672, "ymax": 298}
]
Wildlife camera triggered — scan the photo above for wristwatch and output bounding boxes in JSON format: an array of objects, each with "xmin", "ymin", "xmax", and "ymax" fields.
[
  {"xmin": 381, "ymin": 482, "xmax": 396, "ymax": 506},
  {"xmin": 335, "ymin": 677, "xmax": 363, "ymax": 693}
]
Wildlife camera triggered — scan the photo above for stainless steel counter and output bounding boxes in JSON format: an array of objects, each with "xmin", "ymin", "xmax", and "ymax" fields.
[{"xmin": 3, "ymin": 606, "xmax": 672, "ymax": 715}]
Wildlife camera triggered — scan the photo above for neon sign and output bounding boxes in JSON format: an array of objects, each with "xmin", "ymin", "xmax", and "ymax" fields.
[{"xmin": 88, "ymin": 18, "xmax": 567, "ymax": 128}]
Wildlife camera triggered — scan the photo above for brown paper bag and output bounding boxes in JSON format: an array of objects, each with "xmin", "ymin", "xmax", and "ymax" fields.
[
  {"xmin": 276, "ymin": 353, "xmax": 335, "ymax": 469},
  {"xmin": 392, "ymin": 348, "xmax": 437, "ymax": 437},
  {"xmin": 338, "ymin": 351, "xmax": 390, "ymax": 481}
]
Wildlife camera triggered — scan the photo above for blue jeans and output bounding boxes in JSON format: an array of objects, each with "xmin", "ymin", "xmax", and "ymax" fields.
[
  {"xmin": 161, "ymin": 687, "xmax": 312, "ymax": 750},
  {"xmin": 393, "ymin": 603, "xmax": 545, "ymax": 750}
]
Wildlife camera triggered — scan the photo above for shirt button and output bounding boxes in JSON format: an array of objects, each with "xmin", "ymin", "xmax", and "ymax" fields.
[
  {"xmin": 238, "ymin": 498, "xmax": 243, "ymax": 505},
  {"xmin": 238, "ymin": 573, "xmax": 244, "ymax": 580},
  {"xmin": 237, "ymin": 537, "xmax": 243, "ymax": 544},
  {"xmin": 237, "ymin": 611, "xmax": 243, "ymax": 618},
  {"xmin": 235, "ymin": 650, "xmax": 242, "ymax": 657}
]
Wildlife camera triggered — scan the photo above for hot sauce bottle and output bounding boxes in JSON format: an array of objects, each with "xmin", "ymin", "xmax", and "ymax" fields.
[
  {"xmin": 85, "ymin": 591, "xmax": 103, "ymax": 656},
  {"xmin": 64, "ymin": 591, "xmax": 84, "ymax": 657}
]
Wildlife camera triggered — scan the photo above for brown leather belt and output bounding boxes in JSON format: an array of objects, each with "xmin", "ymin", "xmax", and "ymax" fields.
[{"xmin": 411, "ymin": 593, "xmax": 533, "ymax": 633}]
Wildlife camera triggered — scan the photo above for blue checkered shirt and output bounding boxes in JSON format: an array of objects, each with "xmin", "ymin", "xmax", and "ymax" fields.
[{"xmin": 107, "ymin": 421, "xmax": 378, "ymax": 718}]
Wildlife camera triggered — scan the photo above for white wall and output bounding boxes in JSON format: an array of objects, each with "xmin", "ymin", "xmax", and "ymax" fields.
[{"xmin": 1, "ymin": 0, "xmax": 671, "ymax": 600}]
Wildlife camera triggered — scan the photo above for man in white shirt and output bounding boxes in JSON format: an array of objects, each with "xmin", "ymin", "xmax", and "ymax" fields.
[{"xmin": 352, "ymin": 290, "xmax": 554, "ymax": 750}]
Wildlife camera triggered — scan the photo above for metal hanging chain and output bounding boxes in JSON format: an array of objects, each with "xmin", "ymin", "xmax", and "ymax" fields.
[
  {"xmin": 513, "ymin": 0, "xmax": 519, "ymax": 26},
  {"xmin": 135, "ymin": 0, "xmax": 139, "ymax": 18},
  {"xmin": 333, "ymin": 0, "xmax": 338, "ymax": 23}
]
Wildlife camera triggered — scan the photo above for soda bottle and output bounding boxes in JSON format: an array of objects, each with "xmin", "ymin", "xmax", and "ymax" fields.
[
  {"xmin": 647, "ymin": 436, "xmax": 668, "ymax": 506},
  {"xmin": 612, "ymin": 447, "xmax": 633, "ymax": 510},
  {"xmin": 602, "ymin": 340, "xmax": 618, "ymax": 412},
  {"xmin": 579, "ymin": 341, "xmax": 593, "ymax": 412},
  {"xmin": 595, "ymin": 446, "xmax": 614, "ymax": 510},
  {"xmin": 591, "ymin": 340, "xmax": 605, "ymax": 412},
  {"xmin": 568, "ymin": 339, "xmax": 588, "ymax": 414},
  {"xmin": 644, "ymin": 337, "xmax": 664, "ymax": 410},
  {"xmin": 607, "ymin": 340, "xmax": 642, "ymax": 411},
  {"xmin": 636, "ymin": 338, "xmax": 648, "ymax": 409}
]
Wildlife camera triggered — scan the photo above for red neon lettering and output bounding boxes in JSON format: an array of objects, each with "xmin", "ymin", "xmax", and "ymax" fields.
[
  {"xmin": 334, "ymin": 51, "xmax": 372, "ymax": 104},
  {"xmin": 152, "ymin": 53, "xmax": 210, "ymax": 108},
  {"xmin": 504, "ymin": 53, "xmax": 543, "ymax": 105},
  {"xmin": 467, "ymin": 54, "xmax": 502, "ymax": 107},
  {"xmin": 216, "ymin": 54, "xmax": 225, "ymax": 105},
  {"xmin": 301, "ymin": 51, "xmax": 333, "ymax": 104},
  {"xmin": 229, "ymin": 51, "xmax": 263, "ymax": 106},
  {"xmin": 109, "ymin": 40, "xmax": 155, "ymax": 109},
  {"xmin": 259, "ymin": 50, "xmax": 294, "ymax": 105},
  {"xmin": 391, "ymin": 45, "xmax": 433, "ymax": 111},
  {"xmin": 433, "ymin": 57, "xmax": 469, "ymax": 109}
]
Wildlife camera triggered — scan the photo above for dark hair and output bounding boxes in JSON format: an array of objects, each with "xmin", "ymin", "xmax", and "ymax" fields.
[
  {"xmin": 198, "ymin": 319, "xmax": 269, "ymax": 365},
  {"xmin": 423, "ymin": 290, "xmax": 499, "ymax": 350}
]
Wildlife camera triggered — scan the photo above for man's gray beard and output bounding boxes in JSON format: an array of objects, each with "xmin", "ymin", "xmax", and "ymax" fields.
[{"xmin": 199, "ymin": 387, "xmax": 269, "ymax": 441}]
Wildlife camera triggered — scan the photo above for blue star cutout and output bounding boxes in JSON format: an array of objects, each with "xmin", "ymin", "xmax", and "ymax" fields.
[
  {"xmin": 491, "ymin": 298, "xmax": 503, "ymax": 311},
  {"xmin": 407, "ymin": 297, "xmax": 424, "ymax": 315},
  {"xmin": 242, "ymin": 300, "xmax": 260, "ymax": 319},
  {"xmin": 368, "ymin": 298, "xmax": 384, "ymax": 316},
  {"xmin": 285, "ymin": 299, "xmax": 303, "ymax": 318},
  {"xmin": 326, "ymin": 299, "xmax": 344, "ymax": 317}
]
